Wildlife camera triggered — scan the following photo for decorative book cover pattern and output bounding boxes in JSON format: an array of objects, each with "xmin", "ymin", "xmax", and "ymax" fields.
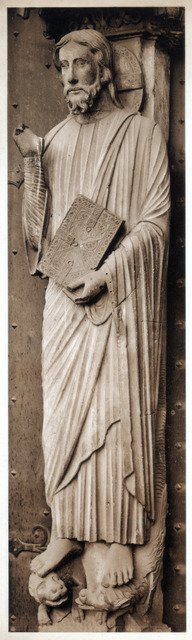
[{"xmin": 39, "ymin": 195, "xmax": 125, "ymax": 297}]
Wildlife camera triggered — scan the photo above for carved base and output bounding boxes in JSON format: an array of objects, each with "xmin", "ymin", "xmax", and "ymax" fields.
[{"xmin": 39, "ymin": 610, "xmax": 171, "ymax": 633}]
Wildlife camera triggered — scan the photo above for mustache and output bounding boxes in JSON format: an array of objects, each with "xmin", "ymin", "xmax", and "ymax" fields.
[{"xmin": 64, "ymin": 87, "xmax": 89, "ymax": 96}]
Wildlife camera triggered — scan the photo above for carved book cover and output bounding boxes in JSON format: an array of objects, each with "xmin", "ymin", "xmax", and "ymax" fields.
[{"xmin": 39, "ymin": 194, "xmax": 125, "ymax": 294}]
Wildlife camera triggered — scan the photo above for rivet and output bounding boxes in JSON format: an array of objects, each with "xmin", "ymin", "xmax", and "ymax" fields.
[
  {"xmin": 43, "ymin": 509, "xmax": 49, "ymax": 516},
  {"xmin": 13, "ymin": 31, "xmax": 19, "ymax": 37},
  {"xmin": 176, "ymin": 277, "xmax": 185, "ymax": 288},
  {"xmin": 12, "ymin": 323, "xmax": 17, "ymax": 329},
  {"xmin": 45, "ymin": 63, "xmax": 51, "ymax": 69},
  {"xmin": 12, "ymin": 103, "xmax": 18, "ymax": 108},
  {"xmin": 175, "ymin": 483, "xmax": 182, "ymax": 491},
  {"xmin": 177, "ymin": 359, "xmax": 184, "ymax": 373},
  {"xmin": 175, "ymin": 401, "xmax": 183, "ymax": 410},
  {"xmin": 11, "ymin": 469, "xmax": 17, "ymax": 476},
  {"xmin": 179, "ymin": 158, "xmax": 184, "ymax": 164},
  {"xmin": 43, "ymin": 29, "xmax": 52, "ymax": 39},
  {"xmin": 175, "ymin": 442, "xmax": 182, "ymax": 449},
  {"xmin": 10, "ymin": 627, "xmax": 16, "ymax": 632},
  {"xmin": 173, "ymin": 604, "xmax": 180, "ymax": 611},
  {"xmin": 12, "ymin": 250, "xmax": 18, "ymax": 255},
  {"xmin": 176, "ymin": 237, "xmax": 184, "ymax": 248},
  {"xmin": 174, "ymin": 565, "xmax": 180, "ymax": 573},
  {"xmin": 11, "ymin": 615, "xmax": 16, "ymax": 621},
  {"xmin": 11, "ymin": 396, "xmax": 17, "ymax": 403},
  {"xmin": 175, "ymin": 319, "xmax": 185, "ymax": 330},
  {"xmin": 170, "ymin": 409, "xmax": 175, "ymax": 416},
  {"xmin": 178, "ymin": 119, "xmax": 184, "ymax": 124},
  {"xmin": 176, "ymin": 196, "xmax": 184, "ymax": 204},
  {"xmin": 179, "ymin": 79, "xmax": 185, "ymax": 84},
  {"xmin": 174, "ymin": 523, "xmax": 182, "ymax": 531},
  {"xmin": 175, "ymin": 359, "xmax": 185, "ymax": 370}
]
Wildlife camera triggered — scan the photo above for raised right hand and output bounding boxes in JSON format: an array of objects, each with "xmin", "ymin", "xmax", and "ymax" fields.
[{"xmin": 13, "ymin": 124, "xmax": 43, "ymax": 157}]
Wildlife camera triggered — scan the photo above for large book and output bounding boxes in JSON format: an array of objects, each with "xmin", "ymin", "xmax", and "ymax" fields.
[{"xmin": 39, "ymin": 195, "xmax": 125, "ymax": 301}]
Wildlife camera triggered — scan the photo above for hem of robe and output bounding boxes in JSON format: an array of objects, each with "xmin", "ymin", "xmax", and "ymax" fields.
[{"xmin": 50, "ymin": 422, "xmax": 151, "ymax": 545}]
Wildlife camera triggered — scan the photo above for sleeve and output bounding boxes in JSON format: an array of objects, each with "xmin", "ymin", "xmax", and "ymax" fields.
[{"xmin": 22, "ymin": 151, "xmax": 48, "ymax": 275}]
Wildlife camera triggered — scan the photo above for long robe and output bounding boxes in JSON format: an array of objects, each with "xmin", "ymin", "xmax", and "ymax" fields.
[{"xmin": 22, "ymin": 107, "xmax": 170, "ymax": 545}]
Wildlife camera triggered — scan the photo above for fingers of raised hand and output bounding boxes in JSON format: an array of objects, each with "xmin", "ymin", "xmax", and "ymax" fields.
[
  {"xmin": 13, "ymin": 126, "xmax": 42, "ymax": 157},
  {"xmin": 13, "ymin": 123, "xmax": 29, "ymax": 137}
]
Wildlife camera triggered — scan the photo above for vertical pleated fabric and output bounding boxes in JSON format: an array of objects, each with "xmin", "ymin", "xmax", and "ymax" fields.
[
  {"xmin": 51, "ymin": 422, "xmax": 150, "ymax": 544},
  {"xmin": 22, "ymin": 109, "xmax": 170, "ymax": 545}
]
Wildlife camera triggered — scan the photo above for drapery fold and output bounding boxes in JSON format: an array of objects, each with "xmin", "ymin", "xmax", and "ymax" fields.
[{"xmin": 21, "ymin": 109, "xmax": 170, "ymax": 542}]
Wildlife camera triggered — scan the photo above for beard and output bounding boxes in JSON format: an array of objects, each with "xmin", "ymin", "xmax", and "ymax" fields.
[{"xmin": 64, "ymin": 75, "xmax": 102, "ymax": 115}]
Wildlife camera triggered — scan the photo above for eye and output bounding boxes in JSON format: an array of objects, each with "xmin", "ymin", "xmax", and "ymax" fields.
[
  {"xmin": 61, "ymin": 61, "xmax": 68, "ymax": 70},
  {"xmin": 76, "ymin": 59, "xmax": 88, "ymax": 68}
]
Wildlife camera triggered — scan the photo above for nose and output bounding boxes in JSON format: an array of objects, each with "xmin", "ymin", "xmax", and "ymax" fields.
[{"xmin": 67, "ymin": 64, "xmax": 78, "ymax": 85}]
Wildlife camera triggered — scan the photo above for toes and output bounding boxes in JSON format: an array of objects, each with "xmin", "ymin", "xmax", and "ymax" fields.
[
  {"xmin": 117, "ymin": 570, "xmax": 124, "ymax": 586},
  {"xmin": 30, "ymin": 557, "xmax": 42, "ymax": 571},
  {"xmin": 102, "ymin": 571, "xmax": 119, "ymax": 588},
  {"xmin": 101, "ymin": 573, "xmax": 110, "ymax": 588},
  {"xmin": 130, "ymin": 566, "xmax": 133, "ymax": 580},
  {"xmin": 123, "ymin": 568, "xmax": 130, "ymax": 584},
  {"xmin": 30, "ymin": 557, "xmax": 38, "ymax": 568},
  {"xmin": 38, "ymin": 565, "xmax": 50, "ymax": 577},
  {"xmin": 110, "ymin": 571, "xmax": 118, "ymax": 587}
]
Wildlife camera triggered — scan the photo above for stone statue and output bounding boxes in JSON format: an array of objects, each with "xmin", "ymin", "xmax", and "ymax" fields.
[{"xmin": 13, "ymin": 29, "xmax": 170, "ymax": 631}]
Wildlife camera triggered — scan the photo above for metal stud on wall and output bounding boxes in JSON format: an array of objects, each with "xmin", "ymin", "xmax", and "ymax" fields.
[{"xmin": 163, "ymin": 47, "xmax": 185, "ymax": 631}]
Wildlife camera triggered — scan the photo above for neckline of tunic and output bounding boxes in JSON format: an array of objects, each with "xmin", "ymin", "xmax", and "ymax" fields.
[{"xmin": 73, "ymin": 107, "xmax": 124, "ymax": 125}]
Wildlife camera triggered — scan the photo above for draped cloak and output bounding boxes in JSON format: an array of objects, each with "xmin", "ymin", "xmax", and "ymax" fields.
[{"xmin": 22, "ymin": 108, "xmax": 170, "ymax": 545}]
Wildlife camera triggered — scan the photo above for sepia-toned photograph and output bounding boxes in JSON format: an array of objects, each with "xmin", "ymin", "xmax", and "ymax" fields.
[{"xmin": 6, "ymin": 3, "xmax": 185, "ymax": 634}]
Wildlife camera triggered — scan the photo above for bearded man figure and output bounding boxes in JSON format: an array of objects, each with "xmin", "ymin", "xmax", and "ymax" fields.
[{"xmin": 13, "ymin": 29, "xmax": 170, "ymax": 613}]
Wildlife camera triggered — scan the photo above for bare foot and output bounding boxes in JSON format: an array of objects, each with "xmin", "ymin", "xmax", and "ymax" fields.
[
  {"xmin": 30, "ymin": 538, "xmax": 82, "ymax": 577},
  {"xmin": 101, "ymin": 543, "xmax": 133, "ymax": 588}
]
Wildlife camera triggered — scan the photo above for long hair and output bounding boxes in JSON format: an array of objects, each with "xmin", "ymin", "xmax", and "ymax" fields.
[{"xmin": 53, "ymin": 29, "xmax": 121, "ymax": 107}]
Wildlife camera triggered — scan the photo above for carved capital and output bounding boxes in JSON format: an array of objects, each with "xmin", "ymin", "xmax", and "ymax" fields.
[{"xmin": 39, "ymin": 8, "xmax": 184, "ymax": 51}]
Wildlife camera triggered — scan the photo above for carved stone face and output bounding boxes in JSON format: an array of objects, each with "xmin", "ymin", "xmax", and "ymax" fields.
[
  {"xmin": 36, "ymin": 573, "xmax": 67, "ymax": 604},
  {"xmin": 59, "ymin": 41, "xmax": 102, "ymax": 114}
]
